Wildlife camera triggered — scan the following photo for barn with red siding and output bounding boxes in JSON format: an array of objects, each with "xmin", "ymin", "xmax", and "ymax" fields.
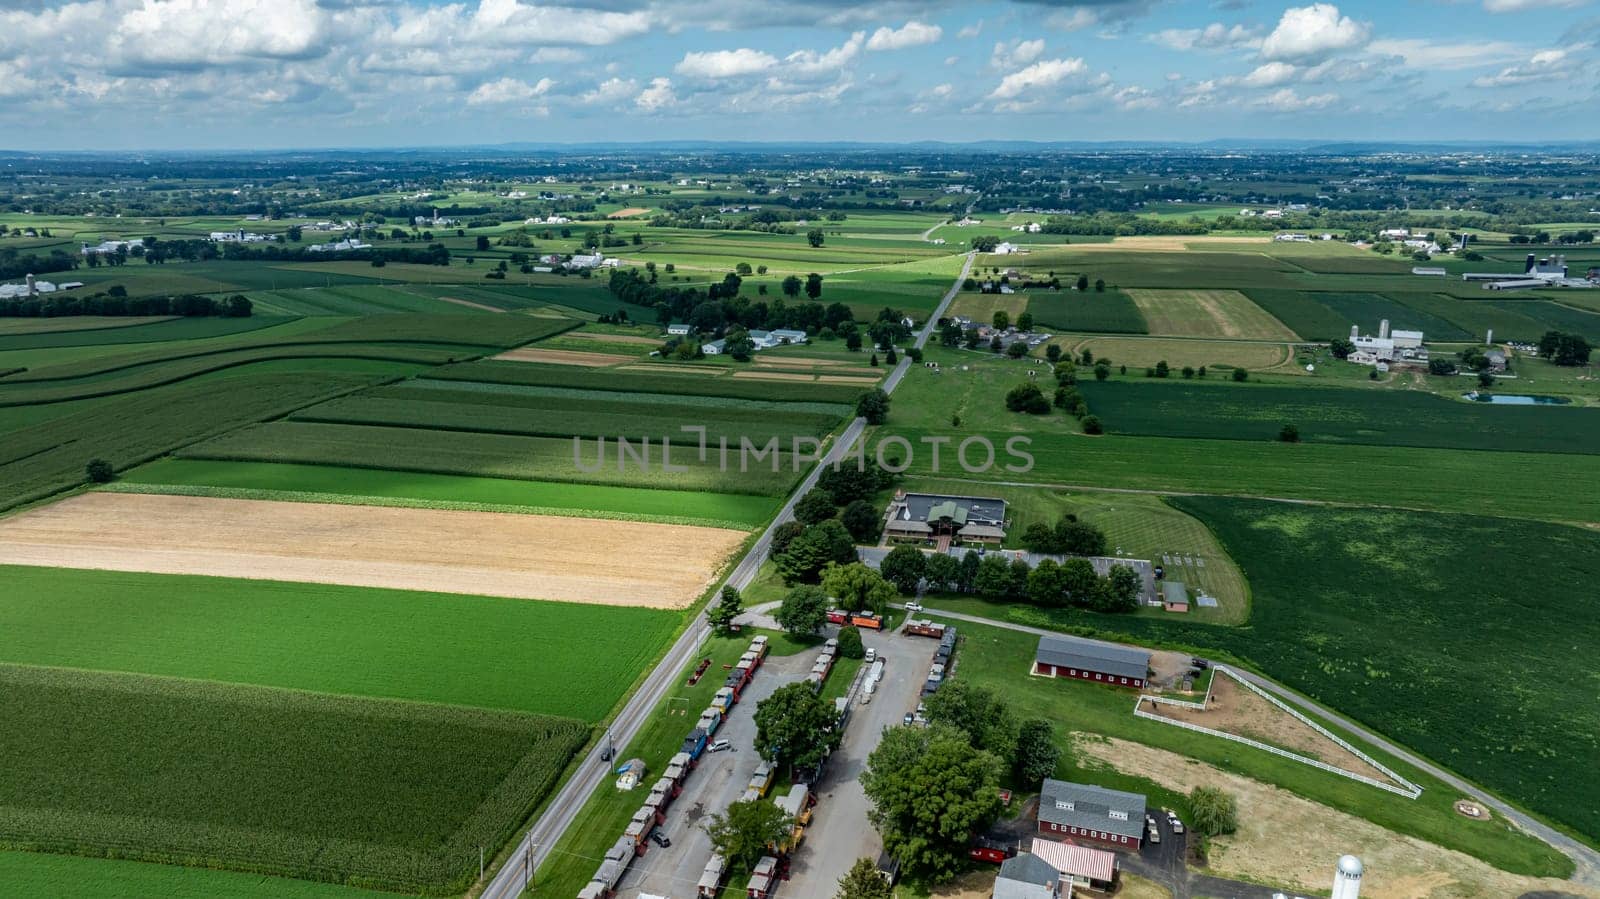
[
  {"xmin": 1036, "ymin": 779, "xmax": 1146, "ymax": 851},
  {"xmin": 1031, "ymin": 634, "xmax": 1150, "ymax": 690}
]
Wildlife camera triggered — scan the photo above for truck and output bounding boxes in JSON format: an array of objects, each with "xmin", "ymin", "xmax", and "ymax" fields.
[
  {"xmin": 851, "ymin": 611, "xmax": 884, "ymax": 630},
  {"xmin": 654, "ymin": 775, "xmax": 681, "ymax": 801},
  {"xmin": 748, "ymin": 635, "xmax": 769, "ymax": 660},
  {"xmin": 712, "ymin": 686, "xmax": 736, "ymax": 714},
  {"xmin": 681, "ymin": 727, "xmax": 708, "ymax": 762},
  {"xmin": 723, "ymin": 670, "xmax": 746, "ymax": 701},
  {"xmin": 904, "ymin": 618, "xmax": 946, "ymax": 638},
  {"xmin": 866, "ymin": 658, "xmax": 885, "ymax": 685},
  {"xmin": 697, "ymin": 855, "xmax": 727, "ymax": 898},
  {"xmin": 747, "ymin": 855, "xmax": 779, "ymax": 898},
  {"xmin": 665, "ymin": 752, "xmax": 691, "ymax": 785},
  {"xmin": 739, "ymin": 650, "xmax": 761, "ymax": 671},
  {"xmin": 698, "ymin": 706, "xmax": 723, "ymax": 736},
  {"xmin": 747, "ymin": 761, "xmax": 775, "ymax": 798},
  {"xmin": 826, "ymin": 608, "xmax": 849, "ymax": 625}
]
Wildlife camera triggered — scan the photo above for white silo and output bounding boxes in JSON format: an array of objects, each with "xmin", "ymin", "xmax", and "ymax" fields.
[
  {"xmin": 1331, "ymin": 854, "xmax": 1363, "ymax": 899},
  {"xmin": 1378, "ymin": 319, "xmax": 1390, "ymax": 339}
]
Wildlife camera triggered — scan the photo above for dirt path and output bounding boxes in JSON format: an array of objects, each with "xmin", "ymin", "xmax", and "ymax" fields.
[
  {"xmin": 1078, "ymin": 736, "xmax": 1600, "ymax": 899},
  {"xmin": 0, "ymin": 493, "xmax": 744, "ymax": 608}
]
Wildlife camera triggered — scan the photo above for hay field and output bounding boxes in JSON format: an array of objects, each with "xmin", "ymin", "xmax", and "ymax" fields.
[
  {"xmin": 1055, "ymin": 335, "xmax": 1293, "ymax": 372},
  {"xmin": 494, "ymin": 346, "xmax": 635, "ymax": 366},
  {"xmin": 1070, "ymin": 235, "xmax": 1271, "ymax": 252},
  {"xmin": 0, "ymin": 493, "xmax": 743, "ymax": 607},
  {"xmin": 1125, "ymin": 288, "xmax": 1299, "ymax": 339}
]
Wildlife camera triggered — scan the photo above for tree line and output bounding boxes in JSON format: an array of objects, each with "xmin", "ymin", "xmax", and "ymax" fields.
[{"xmin": 1, "ymin": 290, "xmax": 251, "ymax": 319}]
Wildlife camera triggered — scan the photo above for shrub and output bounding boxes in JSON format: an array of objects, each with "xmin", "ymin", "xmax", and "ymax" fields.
[
  {"xmin": 85, "ymin": 458, "xmax": 115, "ymax": 484},
  {"xmin": 836, "ymin": 625, "xmax": 865, "ymax": 660}
]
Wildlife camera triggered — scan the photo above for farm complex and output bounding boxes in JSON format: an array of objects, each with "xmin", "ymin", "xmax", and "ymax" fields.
[{"xmin": 1, "ymin": 141, "xmax": 1598, "ymax": 899}]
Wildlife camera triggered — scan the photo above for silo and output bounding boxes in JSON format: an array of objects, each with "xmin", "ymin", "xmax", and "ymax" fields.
[{"xmin": 1331, "ymin": 854, "xmax": 1363, "ymax": 899}]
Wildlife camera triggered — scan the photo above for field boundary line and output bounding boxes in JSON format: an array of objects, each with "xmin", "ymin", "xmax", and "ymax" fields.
[{"xmin": 1134, "ymin": 666, "xmax": 1423, "ymax": 799}]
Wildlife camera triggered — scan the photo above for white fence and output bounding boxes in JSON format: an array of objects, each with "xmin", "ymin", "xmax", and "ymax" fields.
[{"xmin": 1133, "ymin": 666, "xmax": 1423, "ymax": 800}]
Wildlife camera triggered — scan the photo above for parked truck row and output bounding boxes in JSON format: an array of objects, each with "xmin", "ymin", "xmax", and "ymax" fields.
[
  {"xmin": 921, "ymin": 626, "xmax": 958, "ymax": 697},
  {"xmin": 577, "ymin": 635, "xmax": 770, "ymax": 899}
]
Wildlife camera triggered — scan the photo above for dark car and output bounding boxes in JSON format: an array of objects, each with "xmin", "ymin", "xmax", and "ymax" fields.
[{"xmin": 650, "ymin": 828, "xmax": 671, "ymax": 848}]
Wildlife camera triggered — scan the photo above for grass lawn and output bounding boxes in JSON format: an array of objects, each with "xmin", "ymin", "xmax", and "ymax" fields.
[
  {"xmin": 0, "ymin": 664, "xmax": 586, "ymax": 894},
  {"xmin": 1050, "ymin": 336, "xmax": 1293, "ymax": 373},
  {"xmin": 0, "ymin": 851, "xmax": 398, "ymax": 899},
  {"xmin": 0, "ymin": 566, "xmax": 679, "ymax": 721},
  {"xmin": 933, "ymin": 614, "xmax": 1572, "ymax": 878},
  {"xmin": 117, "ymin": 459, "xmax": 779, "ymax": 529}
]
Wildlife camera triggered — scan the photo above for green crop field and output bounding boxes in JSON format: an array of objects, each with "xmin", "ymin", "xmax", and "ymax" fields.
[
  {"xmin": 0, "ymin": 850, "xmax": 395, "ymax": 899},
  {"xmin": 0, "ymin": 664, "xmax": 587, "ymax": 894},
  {"xmin": 1022, "ymin": 288, "xmax": 1148, "ymax": 334},
  {"xmin": 1245, "ymin": 289, "xmax": 1358, "ymax": 340},
  {"xmin": 117, "ymin": 459, "xmax": 778, "ymax": 528},
  {"xmin": 427, "ymin": 359, "xmax": 873, "ymax": 404},
  {"xmin": 1078, "ymin": 380, "xmax": 1600, "ymax": 454},
  {"xmin": 0, "ymin": 566, "xmax": 678, "ymax": 720},
  {"xmin": 0, "ymin": 315, "xmax": 293, "ymax": 351},
  {"xmin": 0, "ymin": 315, "xmax": 178, "ymax": 335},
  {"xmin": 1306, "ymin": 292, "xmax": 1474, "ymax": 340},
  {"xmin": 180, "ymin": 420, "xmax": 803, "ymax": 495}
]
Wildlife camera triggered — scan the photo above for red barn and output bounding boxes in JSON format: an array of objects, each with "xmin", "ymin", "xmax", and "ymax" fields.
[
  {"xmin": 1031, "ymin": 634, "xmax": 1150, "ymax": 690},
  {"xmin": 1036, "ymin": 779, "xmax": 1146, "ymax": 851}
]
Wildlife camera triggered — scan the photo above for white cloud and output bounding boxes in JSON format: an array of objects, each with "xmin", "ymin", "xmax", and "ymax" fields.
[
  {"xmin": 111, "ymin": 0, "xmax": 331, "ymax": 72},
  {"xmin": 1046, "ymin": 8, "xmax": 1100, "ymax": 32},
  {"xmin": 928, "ymin": 83, "xmax": 954, "ymax": 97},
  {"xmin": 1150, "ymin": 22, "xmax": 1263, "ymax": 52},
  {"xmin": 991, "ymin": 38, "xmax": 1046, "ymax": 70},
  {"xmin": 957, "ymin": 21, "xmax": 983, "ymax": 39},
  {"xmin": 1241, "ymin": 61, "xmax": 1298, "ymax": 86},
  {"xmin": 1471, "ymin": 47, "xmax": 1578, "ymax": 86},
  {"xmin": 635, "ymin": 76, "xmax": 677, "ymax": 111},
  {"xmin": 528, "ymin": 47, "xmax": 585, "ymax": 64},
  {"xmin": 866, "ymin": 21, "xmax": 942, "ymax": 51},
  {"xmin": 1260, "ymin": 4, "xmax": 1371, "ymax": 62},
  {"xmin": 786, "ymin": 32, "xmax": 864, "ymax": 74},
  {"xmin": 675, "ymin": 47, "xmax": 778, "ymax": 78},
  {"xmin": 989, "ymin": 57, "xmax": 1088, "ymax": 99},
  {"xmin": 466, "ymin": 76, "xmax": 554, "ymax": 105},
  {"xmin": 1254, "ymin": 87, "xmax": 1339, "ymax": 110},
  {"xmin": 1484, "ymin": 0, "xmax": 1585, "ymax": 12},
  {"xmin": 580, "ymin": 77, "xmax": 637, "ymax": 104},
  {"xmin": 1367, "ymin": 38, "xmax": 1523, "ymax": 70}
]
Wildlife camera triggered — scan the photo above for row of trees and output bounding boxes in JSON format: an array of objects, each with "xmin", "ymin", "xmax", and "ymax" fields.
[
  {"xmin": 1, "ymin": 291, "xmax": 251, "ymax": 319},
  {"xmin": 1539, "ymin": 330, "xmax": 1592, "ymax": 366}
]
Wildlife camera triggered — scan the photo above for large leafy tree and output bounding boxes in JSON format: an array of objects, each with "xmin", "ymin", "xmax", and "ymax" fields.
[
  {"xmin": 707, "ymin": 585, "xmax": 744, "ymax": 635},
  {"xmin": 835, "ymin": 857, "xmax": 892, "ymax": 899},
  {"xmin": 878, "ymin": 545, "xmax": 927, "ymax": 595},
  {"xmin": 922, "ymin": 680, "xmax": 1019, "ymax": 764},
  {"xmin": 861, "ymin": 725, "xmax": 1003, "ymax": 882},
  {"xmin": 754, "ymin": 682, "xmax": 839, "ymax": 772},
  {"xmin": 840, "ymin": 499, "xmax": 883, "ymax": 543},
  {"xmin": 705, "ymin": 799, "xmax": 794, "ymax": 869},
  {"xmin": 794, "ymin": 487, "xmax": 840, "ymax": 525},
  {"xmin": 776, "ymin": 520, "xmax": 857, "ymax": 583},
  {"xmin": 855, "ymin": 389, "xmax": 891, "ymax": 425},
  {"xmin": 1188, "ymin": 786, "xmax": 1239, "ymax": 836},
  {"xmin": 1015, "ymin": 718, "xmax": 1062, "ymax": 785},
  {"xmin": 776, "ymin": 584, "xmax": 829, "ymax": 636},
  {"xmin": 822, "ymin": 562, "xmax": 896, "ymax": 616}
]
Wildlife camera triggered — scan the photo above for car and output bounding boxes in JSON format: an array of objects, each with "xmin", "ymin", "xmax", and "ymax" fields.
[
  {"xmin": 1146, "ymin": 825, "xmax": 1160, "ymax": 844},
  {"xmin": 600, "ymin": 745, "xmax": 613, "ymax": 762},
  {"xmin": 903, "ymin": 712, "xmax": 915, "ymax": 725},
  {"xmin": 649, "ymin": 828, "xmax": 672, "ymax": 848},
  {"xmin": 708, "ymin": 739, "xmax": 732, "ymax": 753},
  {"xmin": 1169, "ymin": 817, "xmax": 1184, "ymax": 834},
  {"xmin": 903, "ymin": 601, "xmax": 924, "ymax": 612},
  {"xmin": 865, "ymin": 647, "xmax": 876, "ymax": 662}
]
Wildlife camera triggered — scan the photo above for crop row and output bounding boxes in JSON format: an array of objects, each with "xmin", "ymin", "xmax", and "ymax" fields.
[
  {"xmin": 425, "ymin": 360, "xmax": 874, "ymax": 404},
  {"xmin": 0, "ymin": 663, "xmax": 587, "ymax": 894}
]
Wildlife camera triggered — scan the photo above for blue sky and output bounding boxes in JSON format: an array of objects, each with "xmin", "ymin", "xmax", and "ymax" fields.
[{"xmin": 0, "ymin": 0, "xmax": 1596, "ymax": 149}]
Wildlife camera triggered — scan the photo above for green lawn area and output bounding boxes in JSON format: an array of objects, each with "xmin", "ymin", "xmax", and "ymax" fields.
[
  {"xmin": 117, "ymin": 459, "xmax": 779, "ymax": 529},
  {"xmin": 934, "ymin": 614, "xmax": 1572, "ymax": 878},
  {"xmin": 0, "ymin": 851, "xmax": 396, "ymax": 899},
  {"xmin": 0, "ymin": 566, "xmax": 680, "ymax": 721},
  {"xmin": 0, "ymin": 665, "xmax": 586, "ymax": 894}
]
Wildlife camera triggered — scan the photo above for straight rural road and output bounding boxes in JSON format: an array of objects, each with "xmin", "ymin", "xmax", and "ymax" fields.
[
  {"xmin": 480, "ymin": 251, "xmax": 975, "ymax": 899},
  {"xmin": 913, "ymin": 605, "xmax": 1600, "ymax": 890}
]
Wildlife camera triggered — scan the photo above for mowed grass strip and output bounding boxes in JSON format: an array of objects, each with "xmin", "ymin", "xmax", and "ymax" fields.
[
  {"xmin": 0, "ymin": 664, "xmax": 587, "ymax": 894},
  {"xmin": 0, "ymin": 565, "xmax": 677, "ymax": 720},
  {"xmin": 1124, "ymin": 289, "xmax": 1298, "ymax": 340},
  {"xmin": 1078, "ymin": 380, "xmax": 1600, "ymax": 454},
  {"xmin": 180, "ymin": 420, "xmax": 803, "ymax": 496},
  {"xmin": 118, "ymin": 459, "xmax": 778, "ymax": 528}
]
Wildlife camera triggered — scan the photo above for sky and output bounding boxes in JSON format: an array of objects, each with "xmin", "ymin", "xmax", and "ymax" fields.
[{"xmin": 0, "ymin": 0, "xmax": 1597, "ymax": 150}]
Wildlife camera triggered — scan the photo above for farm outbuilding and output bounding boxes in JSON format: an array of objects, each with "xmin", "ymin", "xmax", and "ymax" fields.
[
  {"xmin": 1036, "ymin": 779, "xmax": 1146, "ymax": 851},
  {"xmin": 1032, "ymin": 634, "xmax": 1150, "ymax": 689},
  {"xmin": 1162, "ymin": 580, "xmax": 1190, "ymax": 613}
]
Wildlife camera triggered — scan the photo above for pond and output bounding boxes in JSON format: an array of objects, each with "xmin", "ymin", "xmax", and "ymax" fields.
[{"xmin": 1462, "ymin": 391, "xmax": 1571, "ymax": 405}]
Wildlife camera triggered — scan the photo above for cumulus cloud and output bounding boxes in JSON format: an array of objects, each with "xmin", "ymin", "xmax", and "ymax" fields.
[
  {"xmin": 528, "ymin": 47, "xmax": 584, "ymax": 64},
  {"xmin": 989, "ymin": 57, "xmax": 1088, "ymax": 99},
  {"xmin": 1483, "ymin": 0, "xmax": 1585, "ymax": 12},
  {"xmin": 1367, "ymin": 38, "xmax": 1523, "ymax": 70},
  {"xmin": 1471, "ymin": 47, "xmax": 1578, "ymax": 86},
  {"xmin": 110, "ymin": 0, "xmax": 331, "ymax": 73},
  {"xmin": 1045, "ymin": 8, "xmax": 1100, "ymax": 32},
  {"xmin": 866, "ymin": 21, "xmax": 942, "ymax": 51},
  {"xmin": 786, "ymin": 32, "xmax": 864, "ymax": 74},
  {"xmin": 1259, "ymin": 4, "xmax": 1370, "ymax": 62},
  {"xmin": 1254, "ymin": 86, "xmax": 1339, "ymax": 110},
  {"xmin": 675, "ymin": 47, "xmax": 778, "ymax": 78},
  {"xmin": 991, "ymin": 38, "xmax": 1046, "ymax": 70},
  {"xmin": 635, "ymin": 76, "xmax": 676, "ymax": 111},
  {"xmin": 580, "ymin": 77, "xmax": 637, "ymax": 104},
  {"xmin": 1240, "ymin": 61, "xmax": 1298, "ymax": 86},
  {"xmin": 957, "ymin": 20, "xmax": 983, "ymax": 39},
  {"xmin": 466, "ymin": 76, "xmax": 553, "ymax": 105},
  {"xmin": 1150, "ymin": 22, "xmax": 1263, "ymax": 52}
]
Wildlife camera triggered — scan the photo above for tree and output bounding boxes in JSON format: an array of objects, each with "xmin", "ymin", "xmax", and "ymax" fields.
[
  {"xmin": 795, "ymin": 488, "xmax": 840, "ymax": 525},
  {"xmin": 807, "ymin": 228, "xmax": 826, "ymax": 248},
  {"xmin": 1427, "ymin": 358, "xmax": 1458, "ymax": 376},
  {"xmin": 1478, "ymin": 370, "xmax": 1496, "ymax": 388},
  {"xmin": 1188, "ymin": 786, "xmax": 1239, "ymax": 836},
  {"xmin": 1094, "ymin": 362, "xmax": 1110, "ymax": 381},
  {"xmin": 1538, "ymin": 330, "xmax": 1593, "ymax": 366},
  {"xmin": 1015, "ymin": 718, "xmax": 1062, "ymax": 785},
  {"xmin": 708, "ymin": 585, "xmax": 744, "ymax": 635},
  {"xmin": 1057, "ymin": 519, "xmax": 1107, "ymax": 555},
  {"xmin": 856, "ymin": 389, "xmax": 891, "ymax": 424},
  {"xmin": 224, "ymin": 295, "xmax": 253, "ymax": 317},
  {"xmin": 836, "ymin": 625, "xmax": 865, "ymax": 660},
  {"xmin": 806, "ymin": 273, "xmax": 824, "ymax": 299},
  {"xmin": 1005, "ymin": 340, "xmax": 1027, "ymax": 359},
  {"xmin": 1027, "ymin": 558, "xmax": 1069, "ymax": 607},
  {"xmin": 1076, "ymin": 274, "xmax": 1089, "ymax": 291},
  {"xmin": 885, "ymin": 347, "xmax": 898, "ymax": 365},
  {"xmin": 823, "ymin": 562, "xmax": 896, "ymax": 615},
  {"xmin": 992, "ymin": 310, "xmax": 1010, "ymax": 330},
  {"xmin": 869, "ymin": 353, "xmax": 879, "ymax": 367},
  {"xmin": 1329, "ymin": 337, "xmax": 1354, "ymax": 359},
  {"xmin": 924, "ymin": 681, "xmax": 1018, "ymax": 761},
  {"xmin": 1005, "ymin": 383, "xmax": 1050, "ymax": 414},
  {"xmin": 1103, "ymin": 564, "xmax": 1142, "ymax": 613},
  {"xmin": 475, "ymin": 235, "xmax": 490, "ymax": 251},
  {"xmin": 705, "ymin": 800, "xmax": 795, "ymax": 870},
  {"xmin": 957, "ymin": 550, "xmax": 981, "ymax": 592},
  {"xmin": 776, "ymin": 584, "xmax": 830, "ymax": 636},
  {"xmin": 841, "ymin": 499, "xmax": 883, "ymax": 543},
  {"xmin": 85, "ymin": 458, "xmax": 114, "ymax": 484},
  {"xmin": 1230, "ymin": 368, "xmax": 1248, "ymax": 382},
  {"xmin": 1154, "ymin": 360, "xmax": 1170, "ymax": 378},
  {"xmin": 845, "ymin": 329, "xmax": 864, "ymax": 351},
  {"xmin": 835, "ymin": 857, "xmax": 892, "ymax": 899},
  {"xmin": 755, "ymin": 682, "xmax": 839, "ymax": 771},
  {"xmin": 973, "ymin": 554, "xmax": 1012, "ymax": 598},
  {"xmin": 880, "ymin": 544, "xmax": 928, "ymax": 595},
  {"xmin": 1016, "ymin": 312, "xmax": 1034, "ymax": 332},
  {"xmin": 861, "ymin": 724, "xmax": 1003, "ymax": 882},
  {"xmin": 924, "ymin": 552, "xmax": 960, "ymax": 592},
  {"xmin": 1279, "ymin": 423, "xmax": 1300, "ymax": 443},
  {"xmin": 818, "ymin": 464, "xmax": 895, "ymax": 504},
  {"xmin": 776, "ymin": 520, "xmax": 857, "ymax": 583},
  {"xmin": 782, "ymin": 274, "xmax": 803, "ymax": 297},
  {"xmin": 1094, "ymin": 278, "xmax": 1105, "ymax": 292},
  {"xmin": 769, "ymin": 520, "xmax": 807, "ymax": 558},
  {"xmin": 1046, "ymin": 344, "xmax": 1062, "ymax": 363},
  {"xmin": 1081, "ymin": 415, "xmax": 1104, "ymax": 435}
]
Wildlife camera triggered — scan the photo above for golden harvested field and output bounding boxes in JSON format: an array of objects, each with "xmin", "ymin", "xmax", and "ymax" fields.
[
  {"xmin": 566, "ymin": 331, "xmax": 662, "ymax": 345},
  {"xmin": 1054, "ymin": 335, "xmax": 1293, "ymax": 372},
  {"xmin": 620, "ymin": 363, "xmax": 719, "ymax": 375},
  {"xmin": 1072, "ymin": 235, "xmax": 1271, "ymax": 252},
  {"xmin": 732, "ymin": 370, "xmax": 818, "ymax": 382},
  {"xmin": 606, "ymin": 207, "xmax": 652, "ymax": 218},
  {"xmin": 753, "ymin": 355, "xmax": 852, "ymax": 367},
  {"xmin": 1078, "ymin": 737, "xmax": 1599, "ymax": 899},
  {"xmin": 1126, "ymin": 289, "xmax": 1299, "ymax": 340},
  {"xmin": 494, "ymin": 347, "xmax": 635, "ymax": 366},
  {"xmin": 0, "ymin": 494, "xmax": 744, "ymax": 608}
]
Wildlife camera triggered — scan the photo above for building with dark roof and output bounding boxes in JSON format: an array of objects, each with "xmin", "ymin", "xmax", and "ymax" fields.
[
  {"xmin": 1032, "ymin": 634, "xmax": 1150, "ymax": 689},
  {"xmin": 1036, "ymin": 779, "xmax": 1147, "ymax": 850},
  {"xmin": 993, "ymin": 852, "xmax": 1063, "ymax": 899},
  {"xmin": 884, "ymin": 491, "xmax": 1008, "ymax": 545}
]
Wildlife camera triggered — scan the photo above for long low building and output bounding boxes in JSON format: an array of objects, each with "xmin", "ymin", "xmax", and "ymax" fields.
[
  {"xmin": 1037, "ymin": 779, "xmax": 1147, "ymax": 851},
  {"xmin": 1032, "ymin": 634, "xmax": 1150, "ymax": 689}
]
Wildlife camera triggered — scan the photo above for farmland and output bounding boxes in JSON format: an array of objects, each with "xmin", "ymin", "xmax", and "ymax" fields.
[
  {"xmin": 1124, "ymin": 288, "xmax": 1298, "ymax": 340},
  {"xmin": 0, "ymin": 664, "xmax": 587, "ymax": 894},
  {"xmin": 1021, "ymin": 288, "xmax": 1148, "ymax": 334}
]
